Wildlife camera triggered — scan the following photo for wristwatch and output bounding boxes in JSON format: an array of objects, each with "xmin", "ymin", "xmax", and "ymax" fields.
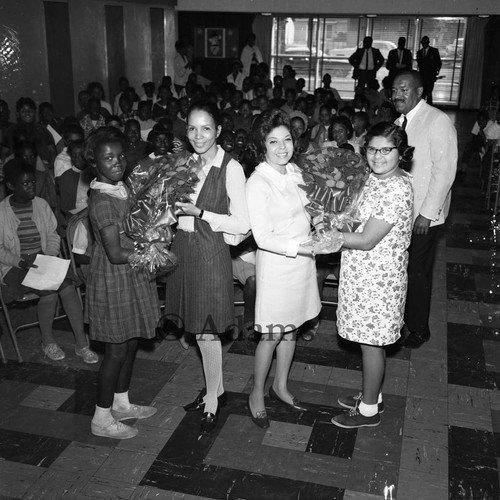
[{"xmin": 197, "ymin": 209, "xmax": 204, "ymax": 220}]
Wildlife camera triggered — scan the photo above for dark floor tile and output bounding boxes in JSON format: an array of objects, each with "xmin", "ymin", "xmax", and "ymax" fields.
[
  {"xmin": 306, "ymin": 421, "xmax": 357, "ymax": 459},
  {"xmin": 0, "ymin": 428, "xmax": 70, "ymax": 467},
  {"xmin": 449, "ymin": 426, "xmax": 497, "ymax": 460},
  {"xmin": 449, "ymin": 459, "xmax": 499, "ymax": 500}
]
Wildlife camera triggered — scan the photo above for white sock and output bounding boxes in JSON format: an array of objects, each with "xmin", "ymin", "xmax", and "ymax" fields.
[
  {"xmin": 197, "ymin": 334, "xmax": 223, "ymax": 415},
  {"xmin": 92, "ymin": 405, "xmax": 114, "ymax": 426},
  {"xmin": 378, "ymin": 393, "xmax": 383, "ymax": 404},
  {"xmin": 112, "ymin": 391, "xmax": 131, "ymax": 410},
  {"xmin": 359, "ymin": 400, "xmax": 378, "ymax": 417}
]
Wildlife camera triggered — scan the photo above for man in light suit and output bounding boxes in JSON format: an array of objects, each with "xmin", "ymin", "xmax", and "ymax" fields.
[
  {"xmin": 386, "ymin": 37, "xmax": 413, "ymax": 83},
  {"xmin": 392, "ymin": 70, "xmax": 457, "ymax": 348},
  {"xmin": 348, "ymin": 36, "xmax": 385, "ymax": 88},
  {"xmin": 416, "ymin": 36, "xmax": 442, "ymax": 106}
]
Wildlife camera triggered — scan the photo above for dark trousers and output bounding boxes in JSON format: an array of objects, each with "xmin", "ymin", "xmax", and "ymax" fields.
[
  {"xmin": 404, "ymin": 225, "xmax": 441, "ymax": 336},
  {"xmin": 421, "ymin": 76, "xmax": 436, "ymax": 105}
]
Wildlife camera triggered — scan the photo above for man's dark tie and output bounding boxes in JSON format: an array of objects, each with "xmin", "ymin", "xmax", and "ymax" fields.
[{"xmin": 401, "ymin": 116, "xmax": 408, "ymax": 131}]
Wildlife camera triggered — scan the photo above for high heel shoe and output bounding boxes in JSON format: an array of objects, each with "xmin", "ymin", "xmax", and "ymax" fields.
[
  {"xmin": 247, "ymin": 397, "xmax": 270, "ymax": 429},
  {"xmin": 269, "ymin": 386, "xmax": 308, "ymax": 412},
  {"xmin": 184, "ymin": 388, "xmax": 228, "ymax": 412},
  {"xmin": 200, "ymin": 410, "xmax": 219, "ymax": 434}
]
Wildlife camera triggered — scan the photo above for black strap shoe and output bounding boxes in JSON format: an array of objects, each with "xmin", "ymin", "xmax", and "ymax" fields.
[
  {"xmin": 200, "ymin": 411, "xmax": 219, "ymax": 434},
  {"xmin": 184, "ymin": 388, "xmax": 228, "ymax": 412}
]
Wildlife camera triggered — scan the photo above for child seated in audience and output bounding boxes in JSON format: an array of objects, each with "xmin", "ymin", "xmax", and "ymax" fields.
[
  {"xmin": 87, "ymin": 81, "xmax": 112, "ymax": 116},
  {"xmin": 280, "ymin": 88, "xmax": 297, "ymax": 116},
  {"xmin": 373, "ymin": 101, "xmax": 398, "ymax": 124},
  {"xmin": 325, "ymin": 115, "xmax": 356, "ymax": 152},
  {"xmin": 233, "ymin": 101, "xmax": 253, "ymax": 133},
  {"xmin": 242, "ymin": 77, "xmax": 254, "ymax": 101},
  {"xmin": 156, "ymin": 118, "xmax": 185, "ymax": 153},
  {"xmin": 167, "ymin": 98, "xmax": 187, "ymax": 140},
  {"xmin": 139, "ymin": 82, "xmax": 156, "ymax": 109},
  {"xmin": 220, "ymin": 113, "xmax": 235, "ymax": 133},
  {"xmin": 123, "ymin": 120, "xmax": 148, "ymax": 176},
  {"xmin": 250, "ymin": 83, "xmax": 267, "ymax": 110},
  {"xmin": 233, "ymin": 129, "xmax": 248, "ymax": 159},
  {"xmin": 105, "ymin": 115, "xmax": 123, "ymax": 130},
  {"xmin": 54, "ymin": 124, "xmax": 85, "ymax": 179},
  {"xmin": 79, "ymin": 98, "xmax": 106, "ymax": 139},
  {"xmin": 218, "ymin": 130, "xmax": 235, "ymax": 155},
  {"xmin": 57, "ymin": 140, "xmax": 93, "ymax": 219},
  {"xmin": 290, "ymin": 113, "xmax": 314, "ymax": 155},
  {"xmin": 76, "ymin": 90, "xmax": 90, "ymax": 122},
  {"xmin": 296, "ymin": 78, "xmax": 308, "ymax": 98},
  {"xmin": 364, "ymin": 79, "xmax": 382, "ymax": 118},
  {"xmin": 352, "ymin": 111, "xmax": 369, "ymax": 149},
  {"xmin": 227, "ymin": 91, "xmax": 244, "ymax": 120},
  {"xmin": 218, "ymin": 85, "xmax": 233, "ymax": 111},
  {"xmin": 0, "ymin": 159, "xmax": 98, "ymax": 363},
  {"xmin": 322, "ymin": 74, "xmax": 343, "ymax": 104},
  {"xmin": 136, "ymin": 101, "xmax": 157, "ymax": 142},
  {"xmin": 147, "ymin": 127, "xmax": 174, "ymax": 159},
  {"xmin": 12, "ymin": 141, "xmax": 59, "ymax": 216},
  {"xmin": 151, "ymin": 85, "xmax": 170, "ymax": 121},
  {"xmin": 282, "ymin": 65, "xmax": 297, "ymax": 92},
  {"xmin": 311, "ymin": 105, "xmax": 333, "ymax": 146},
  {"xmin": 118, "ymin": 95, "xmax": 136, "ymax": 123}
]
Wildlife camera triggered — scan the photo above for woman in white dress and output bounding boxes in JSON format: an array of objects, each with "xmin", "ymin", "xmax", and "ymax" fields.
[{"xmin": 246, "ymin": 109, "xmax": 321, "ymax": 428}]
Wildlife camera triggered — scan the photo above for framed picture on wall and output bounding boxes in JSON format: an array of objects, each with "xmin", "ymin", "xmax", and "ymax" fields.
[{"xmin": 205, "ymin": 28, "xmax": 225, "ymax": 58}]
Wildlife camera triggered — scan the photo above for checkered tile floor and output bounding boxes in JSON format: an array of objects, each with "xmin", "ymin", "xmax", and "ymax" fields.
[{"xmin": 0, "ymin": 110, "xmax": 498, "ymax": 499}]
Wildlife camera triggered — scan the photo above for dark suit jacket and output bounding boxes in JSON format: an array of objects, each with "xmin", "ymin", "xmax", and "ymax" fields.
[
  {"xmin": 348, "ymin": 47, "xmax": 385, "ymax": 80},
  {"xmin": 416, "ymin": 46, "xmax": 442, "ymax": 82},
  {"xmin": 386, "ymin": 48, "xmax": 413, "ymax": 78}
]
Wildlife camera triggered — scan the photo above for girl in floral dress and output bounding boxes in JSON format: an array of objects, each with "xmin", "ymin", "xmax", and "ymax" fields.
[{"xmin": 329, "ymin": 122, "xmax": 414, "ymax": 428}]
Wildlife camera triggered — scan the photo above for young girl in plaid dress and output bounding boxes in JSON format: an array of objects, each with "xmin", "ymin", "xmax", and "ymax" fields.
[{"xmin": 85, "ymin": 127, "xmax": 160, "ymax": 439}]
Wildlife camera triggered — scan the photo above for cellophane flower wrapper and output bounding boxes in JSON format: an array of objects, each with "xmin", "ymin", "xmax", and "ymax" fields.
[
  {"xmin": 125, "ymin": 152, "xmax": 200, "ymax": 275},
  {"xmin": 296, "ymin": 146, "xmax": 369, "ymax": 254}
]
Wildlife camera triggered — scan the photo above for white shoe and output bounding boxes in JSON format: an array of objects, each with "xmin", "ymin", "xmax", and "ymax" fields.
[
  {"xmin": 91, "ymin": 419, "xmax": 138, "ymax": 439},
  {"xmin": 43, "ymin": 343, "xmax": 65, "ymax": 361},
  {"xmin": 75, "ymin": 346, "xmax": 99, "ymax": 364},
  {"xmin": 111, "ymin": 404, "xmax": 158, "ymax": 421}
]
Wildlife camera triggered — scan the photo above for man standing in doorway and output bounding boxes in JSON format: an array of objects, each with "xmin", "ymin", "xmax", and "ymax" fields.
[
  {"xmin": 386, "ymin": 37, "xmax": 413, "ymax": 83},
  {"xmin": 348, "ymin": 36, "xmax": 385, "ymax": 88},
  {"xmin": 416, "ymin": 36, "xmax": 442, "ymax": 105},
  {"xmin": 392, "ymin": 70, "xmax": 457, "ymax": 348}
]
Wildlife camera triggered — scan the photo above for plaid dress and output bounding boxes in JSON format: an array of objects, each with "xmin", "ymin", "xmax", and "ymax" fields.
[{"xmin": 86, "ymin": 190, "xmax": 159, "ymax": 343}]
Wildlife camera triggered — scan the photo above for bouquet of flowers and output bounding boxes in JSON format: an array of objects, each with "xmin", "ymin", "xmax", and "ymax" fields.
[
  {"xmin": 296, "ymin": 146, "xmax": 369, "ymax": 253},
  {"xmin": 125, "ymin": 152, "xmax": 200, "ymax": 275}
]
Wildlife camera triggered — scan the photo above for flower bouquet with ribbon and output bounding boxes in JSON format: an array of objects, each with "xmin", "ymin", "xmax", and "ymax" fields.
[
  {"xmin": 125, "ymin": 152, "xmax": 200, "ymax": 275},
  {"xmin": 296, "ymin": 146, "xmax": 369, "ymax": 254}
]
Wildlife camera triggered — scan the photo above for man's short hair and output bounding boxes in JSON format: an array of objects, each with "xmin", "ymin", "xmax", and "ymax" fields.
[{"xmin": 394, "ymin": 69, "xmax": 423, "ymax": 89}]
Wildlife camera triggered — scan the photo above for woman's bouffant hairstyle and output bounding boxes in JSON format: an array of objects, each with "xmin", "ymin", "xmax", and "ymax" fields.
[
  {"xmin": 362, "ymin": 121, "xmax": 414, "ymax": 171},
  {"xmin": 187, "ymin": 101, "xmax": 221, "ymax": 128},
  {"xmin": 250, "ymin": 109, "xmax": 291, "ymax": 163},
  {"xmin": 84, "ymin": 126, "xmax": 126, "ymax": 165}
]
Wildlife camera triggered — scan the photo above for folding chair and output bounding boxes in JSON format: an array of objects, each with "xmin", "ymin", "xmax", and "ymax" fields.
[{"xmin": 0, "ymin": 286, "xmax": 67, "ymax": 363}]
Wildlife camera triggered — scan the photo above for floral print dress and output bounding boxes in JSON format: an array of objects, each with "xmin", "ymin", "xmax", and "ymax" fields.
[{"xmin": 337, "ymin": 172, "xmax": 413, "ymax": 346}]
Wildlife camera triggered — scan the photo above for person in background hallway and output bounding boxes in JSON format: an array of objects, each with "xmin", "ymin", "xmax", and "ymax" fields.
[
  {"xmin": 174, "ymin": 40, "xmax": 193, "ymax": 95},
  {"xmin": 392, "ymin": 70, "xmax": 457, "ymax": 348},
  {"xmin": 240, "ymin": 33, "xmax": 263, "ymax": 78},
  {"xmin": 416, "ymin": 36, "xmax": 441, "ymax": 106},
  {"xmin": 348, "ymin": 36, "xmax": 385, "ymax": 88},
  {"xmin": 386, "ymin": 37, "xmax": 413, "ymax": 83}
]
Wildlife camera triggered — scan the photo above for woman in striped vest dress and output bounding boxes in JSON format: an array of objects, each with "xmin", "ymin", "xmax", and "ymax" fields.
[{"xmin": 165, "ymin": 101, "xmax": 250, "ymax": 434}]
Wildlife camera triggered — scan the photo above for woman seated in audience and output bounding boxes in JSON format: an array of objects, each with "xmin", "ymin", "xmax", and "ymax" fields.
[
  {"xmin": 79, "ymin": 98, "xmax": 106, "ymax": 139},
  {"xmin": 0, "ymin": 159, "xmax": 98, "ymax": 364}
]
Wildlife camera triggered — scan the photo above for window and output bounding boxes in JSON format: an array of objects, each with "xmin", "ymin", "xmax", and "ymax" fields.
[{"xmin": 270, "ymin": 15, "xmax": 466, "ymax": 104}]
